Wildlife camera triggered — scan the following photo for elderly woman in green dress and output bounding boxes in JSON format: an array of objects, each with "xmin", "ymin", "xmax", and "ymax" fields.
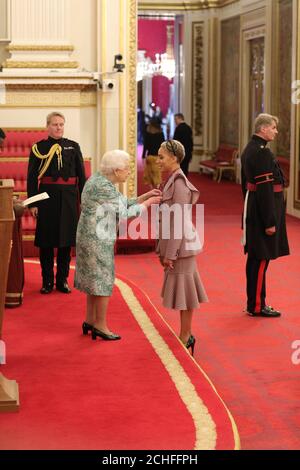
[{"xmin": 74, "ymin": 149, "xmax": 161, "ymax": 341}]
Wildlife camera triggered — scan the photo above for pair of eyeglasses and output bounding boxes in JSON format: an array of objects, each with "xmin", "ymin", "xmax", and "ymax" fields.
[{"xmin": 166, "ymin": 140, "xmax": 177, "ymax": 157}]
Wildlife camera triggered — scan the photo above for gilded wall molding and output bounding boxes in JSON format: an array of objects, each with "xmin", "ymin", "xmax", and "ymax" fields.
[
  {"xmin": 5, "ymin": 84, "xmax": 97, "ymax": 92},
  {"xmin": 276, "ymin": 0, "xmax": 293, "ymax": 158},
  {"xmin": 219, "ymin": 0, "xmax": 238, "ymax": 5},
  {"xmin": 127, "ymin": 0, "xmax": 138, "ymax": 198},
  {"xmin": 4, "ymin": 61, "xmax": 79, "ymax": 69},
  {"xmin": 191, "ymin": 22, "xmax": 204, "ymax": 143},
  {"xmin": 0, "ymin": 91, "xmax": 97, "ymax": 108},
  {"xmin": 80, "ymin": 92, "xmax": 98, "ymax": 107},
  {"xmin": 7, "ymin": 45, "xmax": 74, "ymax": 52},
  {"xmin": 220, "ymin": 16, "xmax": 240, "ymax": 146},
  {"xmin": 244, "ymin": 27, "xmax": 266, "ymax": 40},
  {"xmin": 138, "ymin": 0, "xmax": 238, "ymax": 10}
]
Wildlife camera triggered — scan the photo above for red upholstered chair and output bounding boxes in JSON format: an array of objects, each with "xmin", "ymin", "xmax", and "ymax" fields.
[
  {"xmin": 0, "ymin": 161, "xmax": 29, "ymax": 192},
  {"xmin": 199, "ymin": 144, "xmax": 238, "ymax": 182},
  {"xmin": 276, "ymin": 156, "xmax": 290, "ymax": 186},
  {"xmin": 0, "ymin": 130, "xmax": 48, "ymax": 158}
]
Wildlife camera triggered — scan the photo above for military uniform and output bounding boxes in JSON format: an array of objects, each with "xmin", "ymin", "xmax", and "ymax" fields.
[
  {"xmin": 241, "ymin": 134, "xmax": 289, "ymax": 315},
  {"xmin": 27, "ymin": 136, "xmax": 86, "ymax": 290}
]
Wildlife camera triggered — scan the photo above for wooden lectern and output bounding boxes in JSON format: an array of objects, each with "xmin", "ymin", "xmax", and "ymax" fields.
[{"xmin": 0, "ymin": 179, "xmax": 20, "ymax": 411}]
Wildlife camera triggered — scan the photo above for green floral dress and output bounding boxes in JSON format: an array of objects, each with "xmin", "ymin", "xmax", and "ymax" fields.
[{"xmin": 74, "ymin": 172, "xmax": 141, "ymax": 295}]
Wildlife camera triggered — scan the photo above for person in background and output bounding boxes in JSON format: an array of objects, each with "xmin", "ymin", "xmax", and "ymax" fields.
[
  {"xmin": 241, "ymin": 113, "xmax": 289, "ymax": 317},
  {"xmin": 154, "ymin": 106, "xmax": 163, "ymax": 125},
  {"xmin": 173, "ymin": 113, "xmax": 194, "ymax": 176},
  {"xmin": 0, "ymin": 128, "xmax": 6, "ymax": 150},
  {"xmin": 27, "ymin": 112, "xmax": 86, "ymax": 295},
  {"xmin": 156, "ymin": 139, "xmax": 208, "ymax": 355},
  {"xmin": 74, "ymin": 150, "xmax": 161, "ymax": 341},
  {"xmin": 142, "ymin": 118, "xmax": 165, "ymax": 188},
  {"xmin": 137, "ymin": 107, "xmax": 146, "ymax": 145}
]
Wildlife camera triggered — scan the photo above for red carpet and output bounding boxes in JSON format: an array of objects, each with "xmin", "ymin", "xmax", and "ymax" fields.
[
  {"xmin": 2, "ymin": 154, "xmax": 300, "ymax": 450},
  {"xmin": 115, "ymin": 167, "xmax": 300, "ymax": 450},
  {"xmin": 0, "ymin": 261, "xmax": 238, "ymax": 450}
]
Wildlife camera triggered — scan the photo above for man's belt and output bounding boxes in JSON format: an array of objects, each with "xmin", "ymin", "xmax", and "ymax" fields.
[
  {"xmin": 40, "ymin": 177, "xmax": 77, "ymax": 185},
  {"xmin": 247, "ymin": 182, "xmax": 283, "ymax": 192}
]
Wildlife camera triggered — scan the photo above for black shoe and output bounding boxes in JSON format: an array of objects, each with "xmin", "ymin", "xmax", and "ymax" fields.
[
  {"xmin": 91, "ymin": 327, "xmax": 121, "ymax": 341},
  {"xmin": 56, "ymin": 281, "xmax": 71, "ymax": 294},
  {"xmin": 40, "ymin": 282, "xmax": 53, "ymax": 294},
  {"xmin": 82, "ymin": 322, "xmax": 93, "ymax": 335},
  {"xmin": 247, "ymin": 306, "xmax": 281, "ymax": 317},
  {"xmin": 185, "ymin": 335, "xmax": 196, "ymax": 356}
]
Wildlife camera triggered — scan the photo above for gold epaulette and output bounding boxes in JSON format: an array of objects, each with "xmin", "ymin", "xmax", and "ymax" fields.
[{"xmin": 32, "ymin": 143, "xmax": 63, "ymax": 179}]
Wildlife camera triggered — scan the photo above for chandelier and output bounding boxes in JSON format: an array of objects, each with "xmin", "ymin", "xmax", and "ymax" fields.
[
  {"xmin": 136, "ymin": 50, "xmax": 153, "ymax": 81},
  {"xmin": 137, "ymin": 25, "xmax": 176, "ymax": 81}
]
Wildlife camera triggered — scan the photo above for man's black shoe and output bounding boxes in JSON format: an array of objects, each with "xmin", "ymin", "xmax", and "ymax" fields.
[
  {"xmin": 56, "ymin": 281, "xmax": 71, "ymax": 294},
  {"xmin": 247, "ymin": 306, "xmax": 281, "ymax": 317},
  {"xmin": 40, "ymin": 282, "xmax": 53, "ymax": 294}
]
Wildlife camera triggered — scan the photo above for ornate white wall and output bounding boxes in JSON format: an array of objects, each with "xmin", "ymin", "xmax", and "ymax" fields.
[
  {"xmin": 0, "ymin": 0, "xmax": 138, "ymax": 196},
  {"xmin": 1, "ymin": 0, "xmax": 299, "ymax": 211}
]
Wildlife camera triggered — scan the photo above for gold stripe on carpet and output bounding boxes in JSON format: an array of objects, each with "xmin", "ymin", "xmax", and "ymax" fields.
[
  {"xmin": 120, "ymin": 276, "xmax": 241, "ymax": 451},
  {"xmin": 24, "ymin": 260, "xmax": 229, "ymax": 449},
  {"xmin": 115, "ymin": 277, "xmax": 217, "ymax": 450}
]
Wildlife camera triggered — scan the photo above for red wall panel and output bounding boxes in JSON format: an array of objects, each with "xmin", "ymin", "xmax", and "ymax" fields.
[{"xmin": 138, "ymin": 19, "xmax": 175, "ymax": 117}]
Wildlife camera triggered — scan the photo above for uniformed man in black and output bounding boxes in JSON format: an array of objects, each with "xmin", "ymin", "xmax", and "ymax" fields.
[
  {"xmin": 241, "ymin": 113, "xmax": 289, "ymax": 317},
  {"xmin": 27, "ymin": 112, "xmax": 86, "ymax": 294},
  {"xmin": 173, "ymin": 113, "xmax": 193, "ymax": 176},
  {"xmin": 0, "ymin": 128, "xmax": 6, "ymax": 150}
]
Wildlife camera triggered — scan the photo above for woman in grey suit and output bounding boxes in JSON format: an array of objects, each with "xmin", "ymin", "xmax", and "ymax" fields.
[{"xmin": 157, "ymin": 140, "xmax": 208, "ymax": 354}]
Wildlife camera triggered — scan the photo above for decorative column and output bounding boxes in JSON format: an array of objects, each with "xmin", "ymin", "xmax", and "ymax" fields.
[
  {"xmin": 191, "ymin": 20, "xmax": 205, "ymax": 153},
  {"xmin": 98, "ymin": 0, "xmax": 137, "ymax": 197},
  {"xmin": 206, "ymin": 16, "xmax": 220, "ymax": 155},
  {"xmin": 4, "ymin": 0, "xmax": 77, "ymax": 69},
  {"xmin": 239, "ymin": 9, "xmax": 266, "ymax": 153},
  {"xmin": 288, "ymin": 0, "xmax": 300, "ymax": 217},
  {"xmin": 189, "ymin": 14, "xmax": 219, "ymax": 164}
]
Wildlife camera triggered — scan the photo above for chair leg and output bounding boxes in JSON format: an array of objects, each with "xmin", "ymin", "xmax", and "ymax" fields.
[{"xmin": 217, "ymin": 168, "xmax": 222, "ymax": 183}]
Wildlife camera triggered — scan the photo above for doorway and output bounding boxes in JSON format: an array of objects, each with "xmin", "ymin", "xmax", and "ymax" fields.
[{"xmin": 137, "ymin": 14, "xmax": 184, "ymax": 147}]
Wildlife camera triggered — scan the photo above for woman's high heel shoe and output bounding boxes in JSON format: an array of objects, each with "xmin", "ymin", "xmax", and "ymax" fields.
[
  {"xmin": 186, "ymin": 335, "xmax": 196, "ymax": 356},
  {"xmin": 82, "ymin": 322, "xmax": 93, "ymax": 335},
  {"xmin": 91, "ymin": 327, "xmax": 121, "ymax": 341}
]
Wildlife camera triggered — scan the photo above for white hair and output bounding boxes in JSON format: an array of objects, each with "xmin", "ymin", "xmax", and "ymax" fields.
[{"xmin": 99, "ymin": 150, "xmax": 130, "ymax": 175}]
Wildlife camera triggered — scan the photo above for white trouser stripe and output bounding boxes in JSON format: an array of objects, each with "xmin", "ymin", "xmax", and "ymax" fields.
[{"xmin": 241, "ymin": 190, "xmax": 249, "ymax": 246}]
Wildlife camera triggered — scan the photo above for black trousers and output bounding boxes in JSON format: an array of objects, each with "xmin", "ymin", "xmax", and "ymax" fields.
[
  {"xmin": 246, "ymin": 256, "xmax": 270, "ymax": 313},
  {"xmin": 40, "ymin": 247, "xmax": 71, "ymax": 285},
  {"xmin": 180, "ymin": 157, "xmax": 191, "ymax": 176}
]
